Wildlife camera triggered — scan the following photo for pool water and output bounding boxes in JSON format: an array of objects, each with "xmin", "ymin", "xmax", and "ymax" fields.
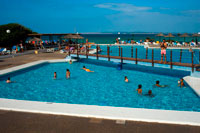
[
  {"xmin": 95, "ymin": 45, "xmax": 200, "ymax": 64},
  {"xmin": 0, "ymin": 59, "xmax": 200, "ymax": 112}
]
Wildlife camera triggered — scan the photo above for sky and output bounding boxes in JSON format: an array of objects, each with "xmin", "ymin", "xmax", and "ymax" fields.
[{"xmin": 0, "ymin": 0, "xmax": 200, "ymax": 33}]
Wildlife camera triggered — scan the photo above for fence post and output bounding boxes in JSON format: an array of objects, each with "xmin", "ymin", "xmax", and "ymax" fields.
[
  {"xmin": 170, "ymin": 50, "xmax": 173, "ymax": 69},
  {"xmin": 119, "ymin": 46, "xmax": 121, "ymax": 56},
  {"xmin": 131, "ymin": 46, "xmax": 133, "ymax": 58},
  {"xmin": 121, "ymin": 47, "xmax": 123, "ymax": 63},
  {"xmin": 146, "ymin": 47, "xmax": 148, "ymax": 59},
  {"xmin": 180, "ymin": 49, "xmax": 182, "ymax": 63},
  {"xmin": 69, "ymin": 46, "xmax": 71, "ymax": 56},
  {"xmin": 107, "ymin": 45, "xmax": 110, "ymax": 61},
  {"xmin": 199, "ymin": 50, "xmax": 200, "ymax": 64},
  {"xmin": 152, "ymin": 49, "xmax": 154, "ymax": 67},
  {"xmin": 86, "ymin": 46, "xmax": 88, "ymax": 59},
  {"xmin": 136, "ymin": 48, "xmax": 138, "ymax": 64},
  {"xmin": 96, "ymin": 45, "xmax": 98, "ymax": 60},
  {"xmin": 192, "ymin": 51, "xmax": 194, "ymax": 72},
  {"xmin": 77, "ymin": 45, "xmax": 79, "ymax": 58}
]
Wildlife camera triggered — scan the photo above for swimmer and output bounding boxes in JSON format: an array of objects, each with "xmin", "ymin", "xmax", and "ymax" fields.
[
  {"xmin": 6, "ymin": 77, "xmax": 11, "ymax": 83},
  {"xmin": 125, "ymin": 76, "xmax": 128, "ymax": 82},
  {"xmin": 180, "ymin": 78, "xmax": 185, "ymax": 88},
  {"xmin": 82, "ymin": 66, "xmax": 94, "ymax": 72},
  {"xmin": 155, "ymin": 80, "xmax": 167, "ymax": 88},
  {"xmin": 136, "ymin": 84, "xmax": 142, "ymax": 95},
  {"xmin": 66, "ymin": 69, "xmax": 70, "ymax": 79},
  {"xmin": 69, "ymin": 60, "xmax": 72, "ymax": 64},
  {"xmin": 54, "ymin": 72, "xmax": 57, "ymax": 79},
  {"xmin": 145, "ymin": 90, "xmax": 154, "ymax": 97}
]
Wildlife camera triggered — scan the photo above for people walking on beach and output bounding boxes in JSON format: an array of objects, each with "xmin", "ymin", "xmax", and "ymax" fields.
[
  {"xmin": 66, "ymin": 69, "xmax": 70, "ymax": 79},
  {"xmin": 136, "ymin": 84, "xmax": 142, "ymax": 95},
  {"xmin": 54, "ymin": 72, "xmax": 57, "ymax": 79},
  {"xmin": 82, "ymin": 66, "xmax": 94, "ymax": 72},
  {"xmin": 124, "ymin": 76, "xmax": 129, "ymax": 82},
  {"xmin": 160, "ymin": 39, "xmax": 167, "ymax": 63}
]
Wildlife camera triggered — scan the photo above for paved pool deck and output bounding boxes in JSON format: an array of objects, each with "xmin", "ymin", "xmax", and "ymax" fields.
[{"xmin": 0, "ymin": 52, "xmax": 200, "ymax": 132}]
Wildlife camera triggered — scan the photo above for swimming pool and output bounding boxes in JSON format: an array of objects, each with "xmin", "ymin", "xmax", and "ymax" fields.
[
  {"xmin": 0, "ymin": 59, "xmax": 199, "ymax": 112},
  {"xmin": 95, "ymin": 45, "xmax": 200, "ymax": 64}
]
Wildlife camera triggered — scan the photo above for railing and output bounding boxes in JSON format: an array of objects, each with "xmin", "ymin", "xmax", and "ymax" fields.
[{"xmin": 75, "ymin": 45, "xmax": 200, "ymax": 72}]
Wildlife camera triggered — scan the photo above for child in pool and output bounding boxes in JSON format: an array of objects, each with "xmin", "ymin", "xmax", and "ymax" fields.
[
  {"xmin": 136, "ymin": 84, "xmax": 142, "ymax": 95},
  {"xmin": 125, "ymin": 76, "xmax": 128, "ymax": 82},
  {"xmin": 66, "ymin": 69, "xmax": 70, "ymax": 79}
]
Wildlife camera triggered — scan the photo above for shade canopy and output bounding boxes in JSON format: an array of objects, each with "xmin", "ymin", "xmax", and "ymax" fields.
[
  {"xmin": 180, "ymin": 33, "xmax": 190, "ymax": 37},
  {"xmin": 156, "ymin": 33, "xmax": 165, "ymax": 36},
  {"xmin": 28, "ymin": 37, "xmax": 42, "ymax": 42},
  {"xmin": 165, "ymin": 33, "xmax": 175, "ymax": 37},
  {"xmin": 74, "ymin": 34, "xmax": 84, "ymax": 39},
  {"xmin": 62, "ymin": 34, "xmax": 84, "ymax": 39},
  {"xmin": 192, "ymin": 33, "xmax": 200, "ymax": 37}
]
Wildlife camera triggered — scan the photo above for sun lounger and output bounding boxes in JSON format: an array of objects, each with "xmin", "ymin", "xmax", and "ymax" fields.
[{"xmin": 46, "ymin": 48, "xmax": 54, "ymax": 53}]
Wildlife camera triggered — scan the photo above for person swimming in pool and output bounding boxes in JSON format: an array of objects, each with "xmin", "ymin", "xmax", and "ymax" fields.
[
  {"xmin": 125, "ymin": 76, "xmax": 129, "ymax": 82},
  {"xmin": 136, "ymin": 84, "xmax": 142, "ymax": 95},
  {"xmin": 82, "ymin": 66, "xmax": 94, "ymax": 72},
  {"xmin": 69, "ymin": 60, "xmax": 72, "ymax": 64},
  {"xmin": 6, "ymin": 77, "xmax": 11, "ymax": 83},
  {"xmin": 179, "ymin": 78, "xmax": 185, "ymax": 88},
  {"xmin": 66, "ymin": 69, "xmax": 70, "ymax": 79},
  {"xmin": 155, "ymin": 80, "xmax": 168, "ymax": 87},
  {"xmin": 145, "ymin": 90, "xmax": 154, "ymax": 97},
  {"xmin": 54, "ymin": 72, "xmax": 57, "ymax": 79}
]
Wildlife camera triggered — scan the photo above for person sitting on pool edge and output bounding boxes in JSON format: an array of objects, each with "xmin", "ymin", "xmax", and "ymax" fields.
[
  {"xmin": 155, "ymin": 80, "xmax": 167, "ymax": 87},
  {"xmin": 125, "ymin": 76, "xmax": 128, "ymax": 82},
  {"xmin": 82, "ymin": 66, "xmax": 94, "ymax": 72},
  {"xmin": 6, "ymin": 77, "xmax": 11, "ymax": 83},
  {"xmin": 54, "ymin": 72, "xmax": 57, "ymax": 79},
  {"xmin": 66, "ymin": 69, "xmax": 70, "ymax": 79},
  {"xmin": 136, "ymin": 84, "xmax": 142, "ymax": 95}
]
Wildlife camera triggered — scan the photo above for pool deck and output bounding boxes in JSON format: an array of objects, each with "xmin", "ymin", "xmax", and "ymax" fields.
[{"xmin": 1, "ymin": 51, "xmax": 200, "ymax": 132}]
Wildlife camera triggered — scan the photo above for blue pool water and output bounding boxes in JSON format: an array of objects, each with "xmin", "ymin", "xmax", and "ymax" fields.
[
  {"xmin": 0, "ymin": 59, "xmax": 200, "ymax": 112},
  {"xmin": 95, "ymin": 45, "xmax": 200, "ymax": 64}
]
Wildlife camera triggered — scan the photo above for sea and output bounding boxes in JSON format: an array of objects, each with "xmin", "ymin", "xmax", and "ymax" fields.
[{"xmin": 35, "ymin": 33, "xmax": 199, "ymax": 44}]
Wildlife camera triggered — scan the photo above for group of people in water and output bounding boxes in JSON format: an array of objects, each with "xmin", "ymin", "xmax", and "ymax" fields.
[
  {"xmin": 53, "ymin": 60, "xmax": 94, "ymax": 80},
  {"xmin": 124, "ymin": 76, "xmax": 185, "ymax": 97}
]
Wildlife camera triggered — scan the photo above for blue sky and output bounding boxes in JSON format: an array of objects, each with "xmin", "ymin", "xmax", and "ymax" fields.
[{"xmin": 0, "ymin": 0, "xmax": 200, "ymax": 33}]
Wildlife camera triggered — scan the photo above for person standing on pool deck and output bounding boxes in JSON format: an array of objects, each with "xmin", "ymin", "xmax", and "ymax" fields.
[
  {"xmin": 136, "ymin": 84, "xmax": 142, "ymax": 95},
  {"xmin": 160, "ymin": 39, "xmax": 167, "ymax": 63},
  {"xmin": 54, "ymin": 72, "xmax": 57, "ymax": 79},
  {"xmin": 66, "ymin": 69, "xmax": 70, "ymax": 79}
]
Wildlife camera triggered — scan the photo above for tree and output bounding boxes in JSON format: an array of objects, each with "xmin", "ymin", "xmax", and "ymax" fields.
[{"xmin": 0, "ymin": 23, "xmax": 36, "ymax": 48}]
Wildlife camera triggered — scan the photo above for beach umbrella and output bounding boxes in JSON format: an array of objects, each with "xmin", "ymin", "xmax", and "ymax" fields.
[
  {"xmin": 28, "ymin": 37, "xmax": 42, "ymax": 42},
  {"xmin": 165, "ymin": 33, "xmax": 174, "ymax": 41},
  {"xmin": 156, "ymin": 33, "xmax": 164, "ymax": 42},
  {"xmin": 192, "ymin": 33, "xmax": 200, "ymax": 44},
  {"xmin": 180, "ymin": 33, "xmax": 190, "ymax": 42},
  {"xmin": 62, "ymin": 34, "xmax": 76, "ymax": 39}
]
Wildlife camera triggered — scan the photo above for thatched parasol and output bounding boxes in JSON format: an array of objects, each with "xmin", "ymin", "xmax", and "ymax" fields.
[
  {"xmin": 180, "ymin": 33, "xmax": 190, "ymax": 42},
  {"xmin": 156, "ymin": 33, "xmax": 165, "ymax": 42},
  {"xmin": 165, "ymin": 33, "xmax": 174, "ymax": 41},
  {"xmin": 62, "ymin": 34, "xmax": 76, "ymax": 39},
  {"xmin": 73, "ymin": 34, "xmax": 84, "ymax": 39},
  {"xmin": 192, "ymin": 33, "xmax": 200, "ymax": 44},
  {"xmin": 28, "ymin": 37, "xmax": 42, "ymax": 42}
]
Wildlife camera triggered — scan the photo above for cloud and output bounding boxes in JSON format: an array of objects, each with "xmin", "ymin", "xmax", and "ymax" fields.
[{"xmin": 94, "ymin": 3, "xmax": 152, "ymax": 14}]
